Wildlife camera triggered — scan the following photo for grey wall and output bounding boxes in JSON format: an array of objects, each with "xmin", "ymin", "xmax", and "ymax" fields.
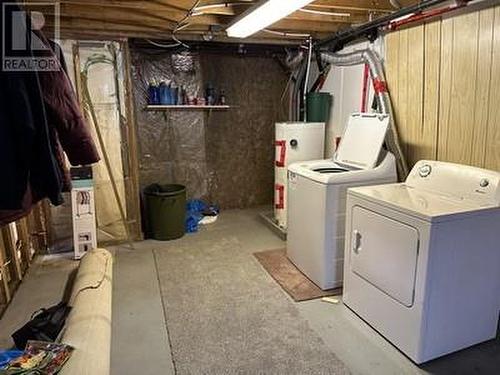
[{"xmin": 131, "ymin": 48, "xmax": 288, "ymax": 209}]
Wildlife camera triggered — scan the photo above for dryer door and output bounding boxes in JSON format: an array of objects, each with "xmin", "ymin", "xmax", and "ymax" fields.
[{"xmin": 350, "ymin": 206, "xmax": 419, "ymax": 307}]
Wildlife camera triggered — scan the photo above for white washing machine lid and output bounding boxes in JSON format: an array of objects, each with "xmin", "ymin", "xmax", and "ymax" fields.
[
  {"xmin": 288, "ymin": 151, "xmax": 396, "ymax": 185},
  {"xmin": 334, "ymin": 113, "xmax": 389, "ymax": 170},
  {"xmin": 348, "ymin": 183, "xmax": 500, "ymax": 223}
]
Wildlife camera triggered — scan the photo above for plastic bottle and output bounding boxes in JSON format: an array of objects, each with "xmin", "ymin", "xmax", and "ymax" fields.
[
  {"xmin": 206, "ymin": 83, "xmax": 216, "ymax": 105},
  {"xmin": 159, "ymin": 81, "xmax": 169, "ymax": 105},
  {"xmin": 219, "ymin": 89, "xmax": 226, "ymax": 105},
  {"xmin": 148, "ymin": 81, "xmax": 160, "ymax": 105}
]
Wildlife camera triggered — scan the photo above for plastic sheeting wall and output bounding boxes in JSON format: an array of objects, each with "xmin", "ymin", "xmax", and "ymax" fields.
[
  {"xmin": 131, "ymin": 50, "xmax": 209, "ymax": 200},
  {"xmin": 131, "ymin": 48, "xmax": 288, "ymax": 209}
]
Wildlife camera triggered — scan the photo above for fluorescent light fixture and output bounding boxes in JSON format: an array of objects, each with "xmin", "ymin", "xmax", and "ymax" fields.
[{"xmin": 226, "ymin": 0, "xmax": 315, "ymax": 38}]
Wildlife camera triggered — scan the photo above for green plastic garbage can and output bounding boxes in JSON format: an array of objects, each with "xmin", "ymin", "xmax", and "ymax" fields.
[
  {"xmin": 144, "ymin": 184, "xmax": 186, "ymax": 240},
  {"xmin": 306, "ymin": 92, "xmax": 332, "ymax": 122}
]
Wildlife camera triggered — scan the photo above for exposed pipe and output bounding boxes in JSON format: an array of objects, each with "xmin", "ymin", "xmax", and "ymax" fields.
[
  {"xmin": 320, "ymin": 49, "xmax": 409, "ymax": 179},
  {"xmin": 316, "ymin": 0, "xmax": 451, "ymax": 51},
  {"xmin": 388, "ymin": 2, "xmax": 466, "ymax": 30},
  {"xmin": 303, "ymin": 37, "xmax": 313, "ymax": 122}
]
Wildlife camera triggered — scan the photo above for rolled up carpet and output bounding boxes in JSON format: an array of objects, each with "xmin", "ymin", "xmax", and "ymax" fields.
[{"xmin": 59, "ymin": 248, "xmax": 113, "ymax": 375}]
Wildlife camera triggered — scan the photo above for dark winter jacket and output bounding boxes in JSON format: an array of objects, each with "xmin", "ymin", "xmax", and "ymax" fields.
[{"xmin": 0, "ymin": 2, "xmax": 99, "ymax": 221}]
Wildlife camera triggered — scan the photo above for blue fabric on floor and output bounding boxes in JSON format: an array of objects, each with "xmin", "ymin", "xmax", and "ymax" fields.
[{"xmin": 0, "ymin": 350, "xmax": 23, "ymax": 368}]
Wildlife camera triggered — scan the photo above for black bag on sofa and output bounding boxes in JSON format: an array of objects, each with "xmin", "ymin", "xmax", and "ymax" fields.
[{"xmin": 11, "ymin": 301, "xmax": 71, "ymax": 350}]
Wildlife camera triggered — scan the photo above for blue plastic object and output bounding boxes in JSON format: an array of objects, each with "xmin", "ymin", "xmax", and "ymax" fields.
[
  {"xmin": 159, "ymin": 82, "xmax": 172, "ymax": 105},
  {"xmin": 148, "ymin": 83, "xmax": 160, "ymax": 105},
  {"xmin": 185, "ymin": 199, "xmax": 220, "ymax": 233},
  {"xmin": 0, "ymin": 350, "xmax": 23, "ymax": 368},
  {"xmin": 186, "ymin": 199, "xmax": 206, "ymax": 233}
]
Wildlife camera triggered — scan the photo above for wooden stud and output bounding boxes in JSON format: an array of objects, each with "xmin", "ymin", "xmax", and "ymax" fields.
[
  {"xmin": 0, "ymin": 234, "xmax": 11, "ymax": 305},
  {"xmin": 1, "ymin": 224, "xmax": 23, "ymax": 283},
  {"xmin": 122, "ymin": 40, "xmax": 144, "ymax": 241}
]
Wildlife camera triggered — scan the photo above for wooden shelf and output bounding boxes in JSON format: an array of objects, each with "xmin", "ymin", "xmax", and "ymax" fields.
[{"xmin": 145, "ymin": 105, "xmax": 230, "ymax": 111}]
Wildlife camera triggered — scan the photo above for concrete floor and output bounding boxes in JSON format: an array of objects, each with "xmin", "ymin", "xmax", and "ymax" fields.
[{"xmin": 1, "ymin": 208, "xmax": 499, "ymax": 374}]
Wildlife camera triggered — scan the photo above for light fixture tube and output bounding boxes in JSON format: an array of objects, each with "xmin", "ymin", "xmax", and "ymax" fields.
[{"xmin": 226, "ymin": 0, "xmax": 315, "ymax": 38}]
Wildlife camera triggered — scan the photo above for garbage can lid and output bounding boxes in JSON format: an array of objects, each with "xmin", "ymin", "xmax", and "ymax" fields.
[{"xmin": 144, "ymin": 183, "xmax": 186, "ymax": 196}]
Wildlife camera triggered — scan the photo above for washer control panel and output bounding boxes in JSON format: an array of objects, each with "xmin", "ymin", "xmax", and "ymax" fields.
[{"xmin": 407, "ymin": 160, "xmax": 500, "ymax": 206}]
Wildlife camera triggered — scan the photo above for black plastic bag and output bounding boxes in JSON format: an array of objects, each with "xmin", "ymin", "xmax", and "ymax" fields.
[{"xmin": 11, "ymin": 302, "xmax": 71, "ymax": 350}]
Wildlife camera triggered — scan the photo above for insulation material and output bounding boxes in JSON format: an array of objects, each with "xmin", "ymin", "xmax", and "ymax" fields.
[
  {"xmin": 201, "ymin": 53, "xmax": 288, "ymax": 208},
  {"xmin": 79, "ymin": 45, "xmax": 128, "ymax": 242},
  {"xmin": 50, "ymin": 41, "xmax": 129, "ymax": 248},
  {"xmin": 131, "ymin": 49, "xmax": 209, "ymax": 200},
  {"xmin": 130, "ymin": 49, "xmax": 288, "ymax": 209}
]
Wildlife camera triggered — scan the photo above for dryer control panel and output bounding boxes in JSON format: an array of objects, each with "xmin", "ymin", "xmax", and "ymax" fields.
[{"xmin": 406, "ymin": 160, "xmax": 500, "ymax": 206}]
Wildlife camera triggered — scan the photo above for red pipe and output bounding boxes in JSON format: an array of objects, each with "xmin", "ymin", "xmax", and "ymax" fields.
[
  {"xmin": 388, "ymin": 3, "xmax": 466, "ymax": 30},
  {"xmin": 360, "ymin": 63, "xmax": 370, "ymax": 112}
]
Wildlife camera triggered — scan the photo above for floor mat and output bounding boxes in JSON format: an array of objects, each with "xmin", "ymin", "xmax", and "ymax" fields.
[
  {"xmin": 153, "ymin": 233, "xmax": 349, "ymax": 375},
  {"xmin": 254, "ymin": 248, "xmax": 342, "ymax": 302}
]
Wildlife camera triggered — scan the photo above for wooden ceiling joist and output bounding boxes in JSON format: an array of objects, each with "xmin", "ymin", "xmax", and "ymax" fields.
[{"xmin": 23, "ymin": 0, "xmax": 419, "ymax": 42}]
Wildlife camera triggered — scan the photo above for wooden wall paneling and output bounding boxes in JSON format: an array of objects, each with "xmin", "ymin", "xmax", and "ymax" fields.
[
  {"xmin": 471, "ymin": 8, "xmax": 495, "ymax": 167},
  {"xmin": 386, "ymin": 5, "xmax": 500, "ymax": 173},
  {"xmin": 421, "ymin": 21, "xmax": 441, "ymax": 162},
  {"xmin": 437, "ymin": 17, "xmax": 454, "ymax": 162},
  {"xmin": 439, "ymin": 12, "xmax": 480, "ymax": 165},
  {"xmin": 397, "ymin": 29, "xmax": 410, "ymax": 158},
  {"xmin": 484, "ymin": 7, "xmax": 500, "ymax": 170},
  {"xmin": 406, "ymin": 25, "xmax": 425, "ymax": 166},
  {"xmin": 385, "ymin": 31, "xmax": 400, "ymax": 121}
]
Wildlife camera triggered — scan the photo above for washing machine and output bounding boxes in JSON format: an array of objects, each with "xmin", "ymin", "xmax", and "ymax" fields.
[
  {"xmin": 287, "ymin": 113, "xmax": 397, "ymax": 290},
  {"xmin": 343, "ymin": 160, "xmax": 500, "ymax": 364}
]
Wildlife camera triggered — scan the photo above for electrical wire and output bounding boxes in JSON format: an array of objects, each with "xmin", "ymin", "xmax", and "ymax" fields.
[
  {"xmin": 298, "ymin": 8, "xmax": 351, "ymax": 17},
  {"xmin": 263, "ymin": 29, "xmax": 310, "ymax": 38},
  {"xmin": 192, "ymin": 1, "xmax": 252, "ymax": 16},
  {"xmin": 145, "ymin": 39, "xmax": 182, "ymax": 48},
  {"xmin": 146, "ymin": 0, "xmax": 201, "ymax": 49}
]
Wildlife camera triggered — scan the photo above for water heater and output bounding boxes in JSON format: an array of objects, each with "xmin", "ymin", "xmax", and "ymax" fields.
[{"xmin": 274, "ymin": 122, "xmax": 325, "ymax": 229}]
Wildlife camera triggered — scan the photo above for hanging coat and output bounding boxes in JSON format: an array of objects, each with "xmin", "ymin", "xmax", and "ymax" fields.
[{"xmin": 0, "ymin": 2, "xmax": 99, "ymax": 222}]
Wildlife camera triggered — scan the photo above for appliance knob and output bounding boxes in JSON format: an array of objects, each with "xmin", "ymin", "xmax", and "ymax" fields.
[
  {"xmin": 480, "ymin": 179, "xmax": 490, "ymax": 188},
  {"xmin": 419, "ymin": 164, "xmax": 432, "ymax": 178},
  {"xmin": 290, "ymin": 139, "xmax": 298, "ymax": 148}
]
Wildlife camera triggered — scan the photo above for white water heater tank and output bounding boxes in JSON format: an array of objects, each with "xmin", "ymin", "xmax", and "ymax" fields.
[{"xmin": 274, "ymin": 122, "xmax": 325, "ymax": 229}]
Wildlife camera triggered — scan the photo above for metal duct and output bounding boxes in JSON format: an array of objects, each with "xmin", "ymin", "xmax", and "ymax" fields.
[{"xmin": 321, "ymin": 49, "xmax": 409, "ymax": 178}]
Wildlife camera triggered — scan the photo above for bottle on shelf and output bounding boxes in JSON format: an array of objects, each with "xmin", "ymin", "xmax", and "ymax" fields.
[
  {"xmin": 148, "ymin": 80, "xmax": 160, "ymax": 105},
  {"xmin": 218, "ymin": 89, "xmax": 226, "ymax": 105},
  {"xmin": 205, "ymin": 82, "xmax": 216, "ymax": 106}
]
